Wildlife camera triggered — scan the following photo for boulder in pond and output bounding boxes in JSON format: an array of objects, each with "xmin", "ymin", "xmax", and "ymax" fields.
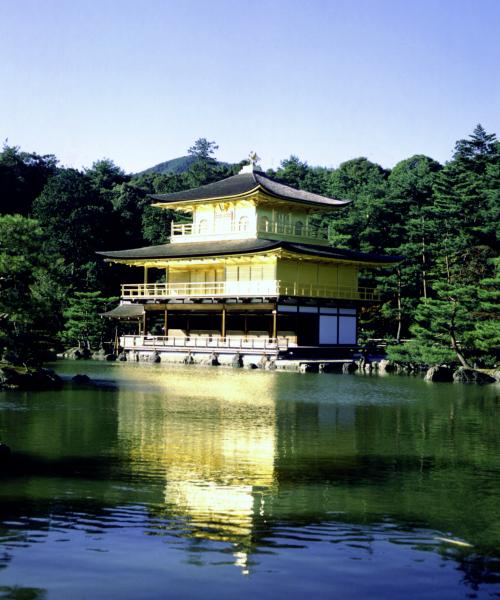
[
  {"xmin": 0, "ymin": 366, "xmax": 62, "ymax": 390},
  {"xmin": 424, "ymin": 366, "xmax": 454, "ymax": 382},
  {"xmin": 258, "ymin": 355, "xmax": 269, "ymax": 369},
  {"xmin": 378, "ymin": 359, "xmax": 396, "ymax": 374},
  {"xmin": 0, "ymin": 442, "xmax": 11, "ymax": 461},
  {"xmin": 299, "ymin": 363, "xmax": 318, "ymax": 373},
  {"xmin": 453, "ymin": 367, "xmax": 497, "ymax": 384},
  {"xmin": 183, "ymin": 352, "xmax": 194, "ymax": 365},
  {"xmin": 209, "ymin": 352, "xmax": 220, "ymax": 366},
  {"xmin": 342, "ymin": 362, "xmax": 357, "ymax": 374},
  {"xmin": 72, "ymin": 374, "xmax": 92, "ymax": 384},
  {"xmin": 232, "ymin": 353, "xmax": 243, "ymax": 368},
  {"xmin": 92, "ymin": 348, "xmax": 107, "ymax": 361},
  {"xmin": 64, "ymin": 347, "xmax": 91, "ymax": 360}
]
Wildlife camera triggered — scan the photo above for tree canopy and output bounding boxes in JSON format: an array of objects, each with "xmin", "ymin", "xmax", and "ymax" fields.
[{"xmin": 0, "ymin": 129, "xmax": 498, "ymax": 366}]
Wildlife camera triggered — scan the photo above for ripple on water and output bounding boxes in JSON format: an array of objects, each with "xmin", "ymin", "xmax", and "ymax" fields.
[{"xmin": 0, "ymin": 364, "xmax": 499, "ymax": 598}]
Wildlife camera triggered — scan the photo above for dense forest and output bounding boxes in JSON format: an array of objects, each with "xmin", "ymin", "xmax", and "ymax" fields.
[{"xmin": 0, "ymin": 128, "xmax": 498, "ymax": 368}]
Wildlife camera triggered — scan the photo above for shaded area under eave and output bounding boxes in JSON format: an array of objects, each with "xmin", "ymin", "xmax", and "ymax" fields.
[{"xmin": 96, "ymin": 238, "xmax": 403, "ymax": 265}]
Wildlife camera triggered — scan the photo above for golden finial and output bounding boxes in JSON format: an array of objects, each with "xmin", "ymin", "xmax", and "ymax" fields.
[{"xmin": 248, "ymin": 151, "xmax": 260, "ymax": 166}]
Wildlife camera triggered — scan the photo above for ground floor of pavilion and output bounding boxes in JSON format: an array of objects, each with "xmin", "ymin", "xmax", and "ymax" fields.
[{"xmin": 104, "ymin": 298, "xmax": 361, "ymax": 361}]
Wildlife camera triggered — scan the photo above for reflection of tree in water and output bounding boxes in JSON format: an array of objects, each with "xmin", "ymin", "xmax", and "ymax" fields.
[
  {"xmin": 0, "ymin": 586, "xmax": 47, "ymax": 600},
  {"xmin": 0, "ymin": 550, "xmax": 12, "ymax": 572},
  {"xmin": 114, "ymin": 381, "xmax": 500, "ymax": 575},
  {"xmin": 451, "ymin": 551, "xmax": 500, "ymax": 593},
  {"xmin": 1, "ymin": 370, "xmax": 499, "ymax": 591}
]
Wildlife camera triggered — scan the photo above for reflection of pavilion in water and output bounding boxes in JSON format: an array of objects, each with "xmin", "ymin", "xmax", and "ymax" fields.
[
  {"xmin": 116, "ymin": 372, "xmax": 280, "ymax": 573},
  {"xmin": 115, "ymin": 370, "xmax": 360, "ymax": 573},
  {"xmin": 102, "ymin": 368, "xmax": 500, "ymax": 579}
]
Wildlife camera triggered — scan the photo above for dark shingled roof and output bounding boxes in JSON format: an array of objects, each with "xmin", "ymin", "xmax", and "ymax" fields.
[
  {"xmin": 102, "ymin": 303, "xmax": 145, "ymax": 318},
  {"xmin": 97, "ymin": 238, "xmax": 402, "ymax": 265},
  {"xmin": 149, "ymin": 171, "xmax": 350, "ymax": 208}
]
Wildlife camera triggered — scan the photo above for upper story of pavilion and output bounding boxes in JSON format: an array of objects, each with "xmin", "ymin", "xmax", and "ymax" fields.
[
  {"xmin": 97, "ymin": 159, "xmax": 402, "ymax": 305},
  {"xmin": 150, "ymin": 163, "xmax": 350, "ymax": 246}
]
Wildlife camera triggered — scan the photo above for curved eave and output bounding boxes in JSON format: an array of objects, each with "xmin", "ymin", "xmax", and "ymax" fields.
[
  {"xmin": 151, "ymin": 185, "xmax": 261, "ymax": 209},
  {"xmin": 150, "ymin": 180, "xmax": 350, "ymax": 211},
  {"xmin": 97, "ymin": 239, "xmax": 402, "ymax": 267},
  {"xmin": 96, "ymin": 239, "xmax": 282, "ymax": 262}
]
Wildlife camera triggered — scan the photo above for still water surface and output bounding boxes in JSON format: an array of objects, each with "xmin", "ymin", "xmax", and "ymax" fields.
[{"xmin": 0, "ymin": 363, "xmax": 499, "ymax": 599}]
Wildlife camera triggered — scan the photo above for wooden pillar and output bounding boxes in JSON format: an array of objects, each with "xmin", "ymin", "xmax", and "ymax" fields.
[
  {"xmin": 221, "ymin": 306, "xmax": 226, "ymax": 339},
  {"xmin": 144, "ymin": 266, "xmax": 148, "ymax": 284},
  {"xmin": 272, "ymin": 309, "xmax": 277, "ymax": 339},
  {"xmin": 163, "ymin": 308, "xmax": 168, "ymax": 337}
]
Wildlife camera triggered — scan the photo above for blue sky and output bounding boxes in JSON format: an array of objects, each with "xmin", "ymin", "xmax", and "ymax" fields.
[{"xmin": 1, "ymin": 0, "xmax": 499, "ymax": 172}]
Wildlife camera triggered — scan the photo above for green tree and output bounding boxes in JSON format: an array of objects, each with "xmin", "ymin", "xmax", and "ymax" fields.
[
  {"xmin": 472, "ymin": 257, "xmax": 500, "ymax": 362},
  {"xmin": 188, "ymin": 138, "xmax": 219, "ymax": 161},
  {"xmin": 394, "ymin": 126, "xmax": 500, "ymax": 366},
  {"xmin": 32, "ymin": 168, "xmax": 114, "ymax": 289},
  {"xmin": 185, "ymin": 138, "xmax": 223, "ymax": 186},
  {"xmin": 269, "ymin": 156, "xmax": 329, "ymax": 195},
  {"xmin": 0, "ymin": 144, "xmax": 58, "ymax": 215},
  {"xmin": 325, "ymin": 158, "xmax": 390, "ymax": 252},
  {"xmin": 110, "ymin": 181, "xmax": 151, "ymax": 247},
  {"xmin": 62, "ymin": 291, "xmax": 117, "ymax": 350},
  {"xmin": 410, "ymin": 281, "xmax": 476, "ymax": 367},
  {"xmin": 85, "ymin": 158, "xmax": 129, "ymax": 191},
  {"xmin": 129, "ymin": 172, "xmax": 190, "ymax": 244},
  {"xmin": 0, "ymin": 215, "xmax": 65, "ymax": 364},
  {"xmin": 379, "ymin": 155, "xmax": 442, "ymax": 339},
  {"xmin": 274, "ymin": 155, "xmax": 309, "ymax": 188},
  {"xmin": 453, "ymin": 123, "xmax": 498, "ymax": 167}
]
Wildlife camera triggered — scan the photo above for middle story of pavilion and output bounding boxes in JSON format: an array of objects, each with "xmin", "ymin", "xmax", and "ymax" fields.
[{"xmin": 98, "ymin": 163, "xmax": 401, "ymax": 358}]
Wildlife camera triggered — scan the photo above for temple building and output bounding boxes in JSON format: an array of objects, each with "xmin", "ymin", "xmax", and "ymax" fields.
[{"xmin": 98, "ymin": 157, "xmax": 399, "ymax": 363}]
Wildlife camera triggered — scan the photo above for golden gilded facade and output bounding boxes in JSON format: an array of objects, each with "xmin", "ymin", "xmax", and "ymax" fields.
[{"xmin": 99, "ymin": 163, "xmax": 399, "ymax": 358}]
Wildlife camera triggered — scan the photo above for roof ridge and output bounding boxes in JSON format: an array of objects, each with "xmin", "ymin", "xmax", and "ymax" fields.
[{"xmin": 148, "ymin": 169, "xmax": 350, "ymax": 207}]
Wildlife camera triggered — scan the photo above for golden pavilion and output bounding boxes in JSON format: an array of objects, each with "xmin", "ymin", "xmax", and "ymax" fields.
[{"xmin": 98, "ymin": 157, "xmax": 399, "ymax": 363}]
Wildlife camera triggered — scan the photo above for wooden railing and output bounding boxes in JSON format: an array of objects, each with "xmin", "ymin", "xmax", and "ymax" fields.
[
  {"xmin": 259, "ymin": 221, "xmax": 328, "ymax": 241},
  {"xmin": 171, "ymin": 223, "xmax": 194, "ymax": 236},
  {"xmin": 120, "ymin": 280, "xmax": 379, "ymax": 301},
  {"xmin": 278, "ymin": 281, "xmax": 379, "ymax": 301},
  {"xmin": 121, "ymin": 280, "xmax": 279, "ymax": 299},
  {"xmin": 170, "ymin": 220, "xmax": 328, "ymax": 242},
  {"xmin": 120, "ymin": 335, "xmax": 288, "ymax": 351}
]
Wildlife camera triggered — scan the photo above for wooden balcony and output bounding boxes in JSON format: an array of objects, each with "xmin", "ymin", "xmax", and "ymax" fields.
[
  {"xmin": 122, "ymin": 280, "xmax": 279, "ymax": 299},
  {"xmin": 120, "ymin": 280, "xmax": 379, "ymax": 301},
  {"xmin": 170, "ymin": 221, "xmax": 329, "ymax": 243},
  {"xmin": 120, "ymin": 334, "xmax": 288, "ymax": 352}
]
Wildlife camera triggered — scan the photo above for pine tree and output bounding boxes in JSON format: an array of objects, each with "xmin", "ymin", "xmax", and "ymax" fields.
[
  {"xmin": 378, "ymin": 156, "xmax": 442, "ymax": 339},
  {"xmin": 325, "ymin": 158, "xmax": 390, "ymax": 253},
  {"xmin": 62, "ymin": 291, "xmax": 117, "ymax": 350},
  {"xmin": 400, "ymin": 127, "xmax": 499, "ymax": 365},
  {"xmin": 472, "ymin": 257, "xmax": 500, "ymax": 363}
]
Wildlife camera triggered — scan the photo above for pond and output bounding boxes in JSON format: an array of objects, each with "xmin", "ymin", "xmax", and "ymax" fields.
[{"xmin": 0, "ymin": 363, "xmax": 499, "ymax": 599}]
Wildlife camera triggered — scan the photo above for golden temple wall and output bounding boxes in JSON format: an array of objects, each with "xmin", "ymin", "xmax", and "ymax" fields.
[{"xmin": 276, "ymin": 259, "xmax": 358, "ymax": 290}]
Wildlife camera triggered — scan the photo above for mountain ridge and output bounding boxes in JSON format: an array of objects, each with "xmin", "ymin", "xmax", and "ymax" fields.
[{"xmin": 137, "ymin": 155, "xmax": 233, "ymax": 176}]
